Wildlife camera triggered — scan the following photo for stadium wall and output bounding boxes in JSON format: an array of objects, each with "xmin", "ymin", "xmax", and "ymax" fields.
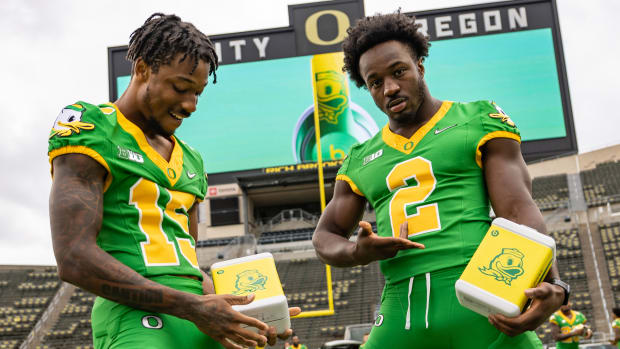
[{"xmin": 528, "ymin": 144, "xmax": 620, "ymax": 178}]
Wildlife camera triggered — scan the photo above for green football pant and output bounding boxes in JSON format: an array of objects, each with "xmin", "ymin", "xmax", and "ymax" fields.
[
  {"xmin": 363, "ymin": 265, "xmax": 543, "ymax": 349},
  {"xmin": 555, "ymin": 342, "xmax": 579, "ymax": 349},
  {"xmin": 91, "ymin": 275, "xmax": 223, "ymax": 349}
]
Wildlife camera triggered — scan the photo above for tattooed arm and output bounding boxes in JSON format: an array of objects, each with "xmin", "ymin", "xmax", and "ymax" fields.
[
  {"xmin": 483, "ymin": 138, "xmax": 564, "ymax": 336},
  {"xmin": 49, "ymin": 154, "xmax": 268, "ymax": 349}
]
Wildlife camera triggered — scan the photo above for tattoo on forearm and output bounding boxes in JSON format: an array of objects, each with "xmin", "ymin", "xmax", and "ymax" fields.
[{"xmin": 101, "ymin": 284, "xmax": 163, "ymax": 304}]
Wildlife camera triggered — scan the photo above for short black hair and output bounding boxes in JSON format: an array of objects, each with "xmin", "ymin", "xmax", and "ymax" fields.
[
  {"xmin": 127, "ymin": 13, "xmax": 219, "ymax": 82},
  {"xmin": 342, "ymin": 11, "xmax": 430, "ymax": 88},
  {"xmin": 613, "ymin": 307, "xmax": 620, "ymax": 317}
]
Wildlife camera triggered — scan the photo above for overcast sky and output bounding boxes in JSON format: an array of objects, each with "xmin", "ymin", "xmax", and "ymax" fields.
[{"xmin": 0, "ymin": 0, "xmax": 618, "ymax": 266}]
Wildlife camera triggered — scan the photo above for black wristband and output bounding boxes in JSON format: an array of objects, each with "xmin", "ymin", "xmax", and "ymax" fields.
[{"xmin": 549, "ymin": 278, "xmax": 570, "ymax": 305}]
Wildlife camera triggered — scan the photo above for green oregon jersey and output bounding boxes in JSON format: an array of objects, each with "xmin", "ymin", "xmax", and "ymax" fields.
[
  {"xmin": 613, "ymin": 318, "xmax": 620, "ymax": 349},
  {"xmin": 337, "ymin": 100, "xmax": 520, "ymax": 283},
  {"xmin": 288, "ymin": 345, "xmax": 308, "ymax": 349},
  {"xmin": 48, "ymin": 102, "xmax": 207, "ymax": 282},
  {"xmin": 549, "ymin": 310, "xmax": 587, "ymax": 343}
]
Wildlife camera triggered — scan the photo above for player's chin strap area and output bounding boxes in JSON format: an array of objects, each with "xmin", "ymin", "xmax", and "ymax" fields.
[{"xmin": 405, "ymin": 273, "xmax": 431, "ymax": 330}]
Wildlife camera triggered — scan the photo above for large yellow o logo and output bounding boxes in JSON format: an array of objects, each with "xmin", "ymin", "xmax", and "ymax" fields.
[{"xmin": 305, "ymin": 10, "xmax": 350, "ymax": 46}]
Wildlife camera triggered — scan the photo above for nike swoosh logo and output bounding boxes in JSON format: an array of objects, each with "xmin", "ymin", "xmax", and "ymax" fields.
[
  {"xmin": 434, "ymin": 124, "xmax": 458, "ymax": 135},
  {"xmin": 187, "ymin": 171, "xmax": 196, "ymax": 179}
]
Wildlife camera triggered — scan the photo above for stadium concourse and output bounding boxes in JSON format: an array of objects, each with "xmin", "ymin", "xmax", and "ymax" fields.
[{"xmin": 1, "ymin": 145, "xmax": 619, "ymax": 349}]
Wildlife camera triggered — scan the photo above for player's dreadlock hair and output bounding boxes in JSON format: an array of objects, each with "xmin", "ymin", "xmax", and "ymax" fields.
[
  {"xmin": 613, "ymin": 307, "xmax": 620, "ymax": 317},
  {"xmin": 127, "ymin": 13, "xmax": 219, "ymax": 83},
  {"xmin": 342, "ymin": 11, "xmax": 430, "ymax": 88}
]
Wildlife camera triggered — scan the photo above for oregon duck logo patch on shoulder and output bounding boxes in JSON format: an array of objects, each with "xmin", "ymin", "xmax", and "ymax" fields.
[
  {"xmin": 479, "ymin": 247, "xmax": 525, "ymax": 286},
  {"xmin": 50, "ymin": 105, "xmax": 95, "ymax": 138},
  {"xmin": 488, "ymin": 102, "xmax": 516, "ymax": 127},
  {"xmin": 232, "ymin": 269, "xmax": 268, "ymax": 295}
]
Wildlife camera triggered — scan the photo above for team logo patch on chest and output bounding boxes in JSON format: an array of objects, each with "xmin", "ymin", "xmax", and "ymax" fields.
[
  {"xmin": 50, "ymin": 105, "xmax": 95, "ymax": 138},
  {"xmin": 479, "ymin": 247, "xmax": 525, "ymax": 285},
  {"xmin": 232, "ymin": 269, "xmax": 268, "ymax": 295}
]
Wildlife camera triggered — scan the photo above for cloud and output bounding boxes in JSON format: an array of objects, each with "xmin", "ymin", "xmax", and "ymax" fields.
[{"xmin": 0, "ymin": 192, "xmax": 55, "ymax": 265}]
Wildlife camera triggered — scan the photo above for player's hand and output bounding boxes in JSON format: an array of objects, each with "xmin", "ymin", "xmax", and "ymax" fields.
[
  {"xmin": 187, "ymin": 293, "xmax": 270, "ymax": 349},
  {"xmin": 488, "ymin": 282, "xmax": 564, "ymax": 337},
  {"xmin": 260, "ymin": 307, "xmax": 302, "ymax": 346},
  {"xmin": 353, "ymin": 221, "xmax": 425, "ymax": 265}
]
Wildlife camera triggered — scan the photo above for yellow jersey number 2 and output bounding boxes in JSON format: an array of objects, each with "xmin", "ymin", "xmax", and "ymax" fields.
[{"xmin": 386, "ymin": 157, "xmax": 441, "ymax": 238}]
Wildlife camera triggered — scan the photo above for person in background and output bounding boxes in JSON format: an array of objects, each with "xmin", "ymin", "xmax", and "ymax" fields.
[
  {"xmin": 289, "ymin": 335, "xmax": 308, "ymax": 349},
  {"xmin": 549, "ymin": 302, "xmax": 592, "ymax": 349},
  {"xmin": 611, "ymin": 307, "xmax": 620, "ymax": 348}
]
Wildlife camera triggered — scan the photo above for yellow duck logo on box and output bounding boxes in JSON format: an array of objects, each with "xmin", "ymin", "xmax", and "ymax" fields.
[
  {"xmin": 479, "ymin": 248, "xmax": 525, "ymax": 286},
  {"xmin": 233, "ymin": 269, "xmax": 268, "ymax": 295}
]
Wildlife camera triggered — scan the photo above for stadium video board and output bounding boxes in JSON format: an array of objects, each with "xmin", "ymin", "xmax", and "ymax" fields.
[{"xmin": 108, "ymin": 0, "xmax": 576, "ymax": 179}]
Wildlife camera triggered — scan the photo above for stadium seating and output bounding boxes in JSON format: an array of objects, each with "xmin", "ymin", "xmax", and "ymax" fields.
[
  {"xmin": 38, "ymin": 288, "xmax": 95, "ymax": 349},
  {"xmin": 581, "ymin": 160, "xmax": 620, "ymax": 206},
  {"xmin": 196, "ymin": 236, "xmax": 235, "ymax": 247},
  {"xmin": 600, "ymin": 222, "xmax": 620, "ymax": 305},
  {"xmin": 254, "ymin": 223, "xmax": 370, "ymax": 246},
  {"xmin": 258, "ymin": 227, "xmax": 314, "ymax": 245},
  {"xmin": 532, "ymin": 174, "xmax": 570, "ymax": 211},
  {"xmin": 198, "ymin": 218, "xmax": 375, "ymax": 249},
  {"xmin": 196, "ymin": 227, "xmax": 316, "ymax": 247},
  {"xmin": 534, "ymin": 227, "xmax": 594, "ymax": 345},
  {"xmin": 0, "ymin": 266, "xmax": 60, "ymax": 348},
  {"xmin": 278, "ymin": 258, "xmax": 383, "ymax": 349}
]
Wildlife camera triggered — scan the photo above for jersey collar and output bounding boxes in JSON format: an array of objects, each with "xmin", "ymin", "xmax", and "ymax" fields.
[
  {"xmin": 110, "ymin": 103, "xmax": 184, "ymax": 187},
  {"xmin": 557, "ymin": 310, "xmax": 577, "ymax": 325},
  {"xmin": 381, "ymin": 101, "xmax": 453, "ymax": 155}
]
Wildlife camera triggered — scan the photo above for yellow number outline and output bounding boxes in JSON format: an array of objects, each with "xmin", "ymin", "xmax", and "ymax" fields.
[
  {"xmin": 386, "ymin": 157, "xmax": 441, "ymax": 238},
  {"xmin": 165, "ymin": 189, "xmax": 200, "ymax": 269}
]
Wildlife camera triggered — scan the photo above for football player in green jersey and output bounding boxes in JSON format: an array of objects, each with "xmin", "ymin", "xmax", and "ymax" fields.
[
  {"xmin": 49, "ymin": 13, "xmax": 298, "ymax": 349},
  {"xmin": 549, "ymin": 303, "xmax": 591, "ymax": 349},
  {"xmin": 312, "ymin": 12, "xmax": 567, "ymax": 349},
  {"xmin": 288, "ymin": 335, "xmax": 308, "ymax": 349},
  {"xmin": 611, "ymin": 307, "xmax": 620, "ymax": 348}
]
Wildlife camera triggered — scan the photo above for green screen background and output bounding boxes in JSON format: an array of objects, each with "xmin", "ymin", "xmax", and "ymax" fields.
[{"xmin": 117, "ymin": 28, "xmax": 565, "ymax": 174}]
